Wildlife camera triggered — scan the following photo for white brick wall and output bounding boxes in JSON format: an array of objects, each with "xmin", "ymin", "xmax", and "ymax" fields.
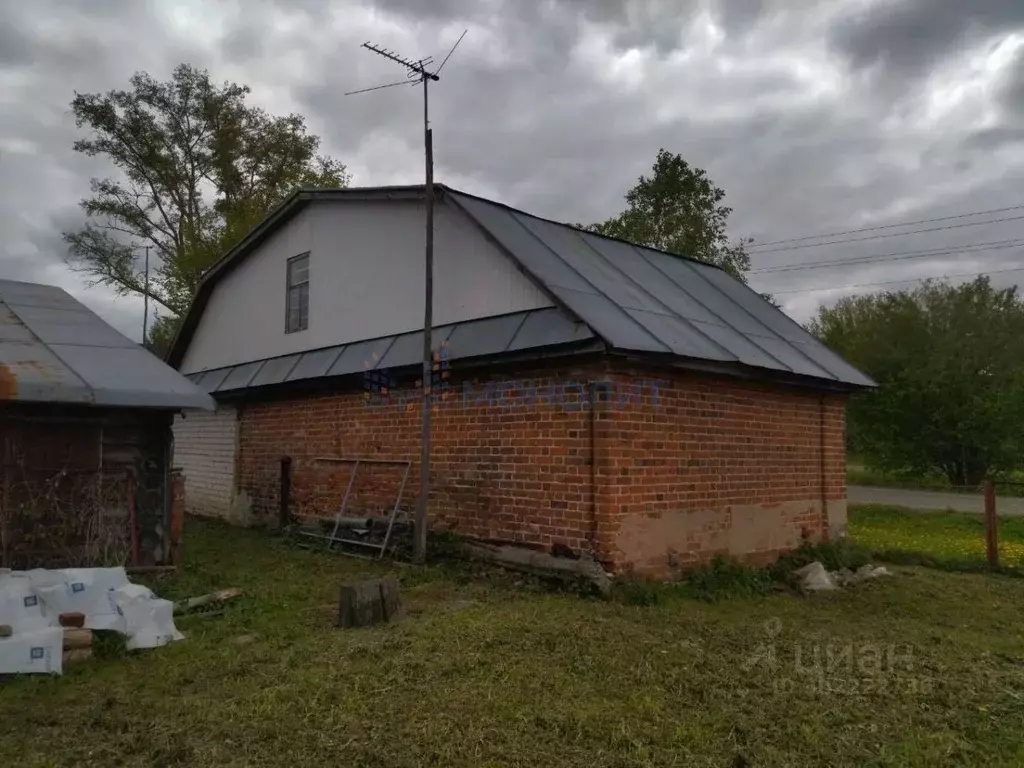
[{"xmin": 173, "ymin": 406, "xmax": 237, "ymax": 520}]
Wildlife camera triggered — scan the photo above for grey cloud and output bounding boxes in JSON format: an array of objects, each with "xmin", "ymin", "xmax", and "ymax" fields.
[
  {"xmin": 0, "ymin": 0, "xmax": 207, "ymax": 330},
  {"xmin": 220, "ymin": 24, "xmax": 267, "ymax": 64},
  {"xmin": 369, "ymin": 0, "xmax": 502, "ymax": 22},
  {"xmin": 4, "ymin": 0, "xmax": 1024, "ymax": 331},
  {"xmin": 830, "ymin": 0, "xmax": 1024, "ymax": 88},
  {"xmin": 712, "ymin": 0, "xmax": 770, "ymax": 36},
  {"xmin": 1000, "ymin": 48, "xmax": 1024, "ymax": 117},
  {"xmin": 0, "ymin": 20, "xmax": 32, "ymax": 65}
]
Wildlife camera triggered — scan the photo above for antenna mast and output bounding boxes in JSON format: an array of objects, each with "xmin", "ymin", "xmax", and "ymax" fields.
[{"xmin": 354, "ymin": 31, "xmax": 466, "ymax": 563}]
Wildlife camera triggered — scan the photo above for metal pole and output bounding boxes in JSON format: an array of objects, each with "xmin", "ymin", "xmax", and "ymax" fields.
[
  {"xmin": 414, "ymin": 75, "xmax": 434, "ymax": 563},
  {"xmin": 142, "ymin": 245, "xmax": 151, "ymax": 345}
]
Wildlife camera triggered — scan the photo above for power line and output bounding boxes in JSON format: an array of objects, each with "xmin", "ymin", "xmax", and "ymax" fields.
[
  {"xmin": 765, "ymin": 267, "xmax": 1024, "ymax": 295},
  {"xmin": 749, "ymin": 238, "xmax": 1024, "ymax": 275},
  {"xmin": 344, "ymin": 79, "xmax": 416, "ymax": 96},
  {"xmin": 749, "ymin": 214, "xmax": 1024, "ymax": 255},
  {"xmin": 435, "ymin": 29, "xmax": 466, "ymax": 75},
  {"xmin": 749, "ymin": 203, "xmax": 1024, "ymax": 249}
]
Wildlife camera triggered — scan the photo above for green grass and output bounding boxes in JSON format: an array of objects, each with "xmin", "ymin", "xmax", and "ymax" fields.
[
  {"xmin": 2, "ymin": 519, "xmax": 1024, "ymax": 767},
  {"xmin": 849, "ymin": 503, "xmax": 1024, "ymax": 570}
]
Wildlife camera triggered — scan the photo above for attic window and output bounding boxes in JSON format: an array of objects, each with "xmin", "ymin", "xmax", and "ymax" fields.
[{"xmin": 286, "ymin": 253, "xmax": 310, "ymax": 334}]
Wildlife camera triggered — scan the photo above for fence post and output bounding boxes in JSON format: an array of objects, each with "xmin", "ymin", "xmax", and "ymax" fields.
[{"xmin": 983, "ymin": 478, "xmax": 999, "ymax": 570}]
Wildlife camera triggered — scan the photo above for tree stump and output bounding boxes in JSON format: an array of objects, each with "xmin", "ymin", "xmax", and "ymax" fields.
[
  {"xmin": 63, "ymin": 648, "xmax": 93, "ymax": 665},
  {"xmin": 337, "ymin": 577, "xmax": 404, "ymax": 628},
  {"xmin": 62, "ymin": 629, "xmax": 93, "ymax": 650}
]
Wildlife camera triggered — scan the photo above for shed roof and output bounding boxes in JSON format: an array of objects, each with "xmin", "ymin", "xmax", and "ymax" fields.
[
  {"xmin": 0, "ymin": 280, "xmax": 215, "ymax": 410},
  {"xmin": 168, "ymin": 185, "xmax": 874, "ymax": 391},
  {"xmin": 184, "ymin": 307, "xmax": 597, "ymax": 395}
]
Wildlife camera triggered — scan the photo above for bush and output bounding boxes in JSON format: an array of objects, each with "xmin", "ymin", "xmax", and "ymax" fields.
[{"xmin": 683, "ymin": 556, "xmax": 775, "ymax": 602}]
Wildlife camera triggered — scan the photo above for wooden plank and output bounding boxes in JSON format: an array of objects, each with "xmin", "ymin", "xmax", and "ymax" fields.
[
  {"xmin": 462, "ymin": 542, "xmax": 612, "ymax": 595},
  {"xmin": 173, "ymin": 588, "xmax": 243, "ymax": 615}
]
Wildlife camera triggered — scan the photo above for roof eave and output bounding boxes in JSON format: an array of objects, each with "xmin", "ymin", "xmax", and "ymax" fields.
[{"xmin": 607, "ymin": 348, "xmax": 876, "ymax": 393}]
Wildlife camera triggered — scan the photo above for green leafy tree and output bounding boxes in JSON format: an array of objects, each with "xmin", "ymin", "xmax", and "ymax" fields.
[
  {"xmin": 63, "ymin": 63, "xmax": 348, "ymax": 348},
  {"xmin": 590, "ymin": 149, "xmax": 754, "ymax": 279},
  {"xmin": 144, "ymin": 314, "xmax": 181, "ymax": 359},
  {"xmin": 810, "ymin": 277, "xmax": 1024, "ymax": 486}
]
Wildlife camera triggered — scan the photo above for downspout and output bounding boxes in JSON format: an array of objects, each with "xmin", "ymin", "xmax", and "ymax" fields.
[
  {"xmin": 588, "ymin": 380, "xmax": 611, "ymax": 565},
  {"xmin": 232, "ymin": 403, "xmax": 243, "ymax": 518},
  {"xmin": 819, "ymin": 395, "xmax": 829, "ymax": 541},
  {"xmin": 589, "ymin": 382, "xmax": 599, "ymax": 555}
]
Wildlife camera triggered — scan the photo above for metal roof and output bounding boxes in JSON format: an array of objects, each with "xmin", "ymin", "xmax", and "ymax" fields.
[
  {"xmin": 168, "ymin": 184, "xmax": 873, "ymax": 390},
  {"xmin": 447, "ymin": 191, "xmax": 875, "ymax": 388},
  {"xmin": 0, "ymin": 280, "xmax": 216, "ymax": 410},
  {"xmin": 186, "ymin": 307, "xmax": 596, "ymax": 394}
]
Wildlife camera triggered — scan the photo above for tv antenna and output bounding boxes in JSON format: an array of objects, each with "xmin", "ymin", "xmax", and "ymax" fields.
[{"xmin": 348, "ymin": 30, "xmax": 467, "ymax": 564}]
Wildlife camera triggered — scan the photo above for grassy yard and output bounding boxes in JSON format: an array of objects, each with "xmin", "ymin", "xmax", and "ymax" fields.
[
  {"xmin": 2, "ymin": 517, "xmax": 1024, "ymax": 767},
  {"xmin": 850, "ymin": 503, "xmax": 1024, "ymax": 568}
]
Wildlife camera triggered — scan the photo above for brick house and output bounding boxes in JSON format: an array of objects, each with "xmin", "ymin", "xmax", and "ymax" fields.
[
  {"xmin": 168, "ymin": 185, "xmax": 873, "ymax": 577},
  {"xmin": 0, "ymin": 279, "xmax": 213, "ymax": 568}
]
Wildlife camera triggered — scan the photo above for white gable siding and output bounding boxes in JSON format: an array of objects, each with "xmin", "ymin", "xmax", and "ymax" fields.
[
  {"xmin": 180, "ymin": 199, "xmax": 552, "ymax": 373},
  {"xmin": 172, "ymin": 406, "xmax": 238, "ymax": 520}
]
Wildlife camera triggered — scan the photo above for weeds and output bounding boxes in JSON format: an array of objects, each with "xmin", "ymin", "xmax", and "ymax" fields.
[
  {"xmin": 770, "ymin": 539, "xmax": 872, "ymax": 576},
  {"xmin": 684, "ymin": 556, "xmax": 776, "ymax": 601},
  {"xmin": 848, "ymin": 503, "xmax": 1024, "ymax": 568}
]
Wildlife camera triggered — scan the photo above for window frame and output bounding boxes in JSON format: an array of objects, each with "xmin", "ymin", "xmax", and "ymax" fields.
[{"xmin": 285, "ymin": 252, "xmax": 310, "ymax": 334}]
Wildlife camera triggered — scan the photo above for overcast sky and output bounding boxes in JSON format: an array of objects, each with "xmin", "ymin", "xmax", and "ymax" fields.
[{"xmin": 3, "ymin": 0, "xmax": 1024, "ymax": 340}]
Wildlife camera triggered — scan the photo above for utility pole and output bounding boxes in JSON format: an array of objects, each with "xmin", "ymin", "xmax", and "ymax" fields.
[
  {"xmin": 352, "ymin": 32, "xmax": 466, "ymax": 563},
  {"xmin": 142, "ymin": 245, "xmax": 151, "ymax": 346}
]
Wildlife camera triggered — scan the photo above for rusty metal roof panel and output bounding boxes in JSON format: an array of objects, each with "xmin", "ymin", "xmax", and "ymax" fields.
[
  {"xmin": 0, "ymin": 279, "xmax": 215, "ymax": 410},
  {"xmin": 0, "ymin": 338, "xmax": 93, "ymax": 403}
]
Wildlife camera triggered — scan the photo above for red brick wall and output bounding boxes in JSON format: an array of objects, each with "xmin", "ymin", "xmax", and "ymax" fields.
[
  {"xmin": 234, "ymin": 359, "xmax": 847, "ymax": 576},
  {"xmin": 593, "ymin": 367, "xmax": 846, "ymax": 577},
  {"xmin": 236, "ymin": 363, "xmax": 601, "ymax": 554}
]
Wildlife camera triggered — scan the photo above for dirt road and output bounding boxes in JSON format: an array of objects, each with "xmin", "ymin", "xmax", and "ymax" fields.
[{"xmin": 848, "ymin": 485, "xmax": 1024, "ymax": 516}]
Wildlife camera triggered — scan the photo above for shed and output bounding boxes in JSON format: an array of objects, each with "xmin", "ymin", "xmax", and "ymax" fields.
[
  {"xmin": 0, "ymin": 279, "xmax": 214, "ymax": 568},
  {"xmin": 168, "ymin": 185, "xmax": 873, "ymax": 577}
]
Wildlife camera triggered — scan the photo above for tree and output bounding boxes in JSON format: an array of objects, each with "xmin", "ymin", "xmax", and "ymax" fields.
[
  {"xmin": 590, "ymin": 149, "xmax": 753, "ymax": 279},
  {"xmin": 144, "ymin": 314, "xmax": 181, "ymax": 360},
  {"xmin": 63, "ymin": 64, "xmax": 348, "ymax": 348},
  {"xmin": 809, "ymin": 277, "xmax": 1024, "ymax": 486}
]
